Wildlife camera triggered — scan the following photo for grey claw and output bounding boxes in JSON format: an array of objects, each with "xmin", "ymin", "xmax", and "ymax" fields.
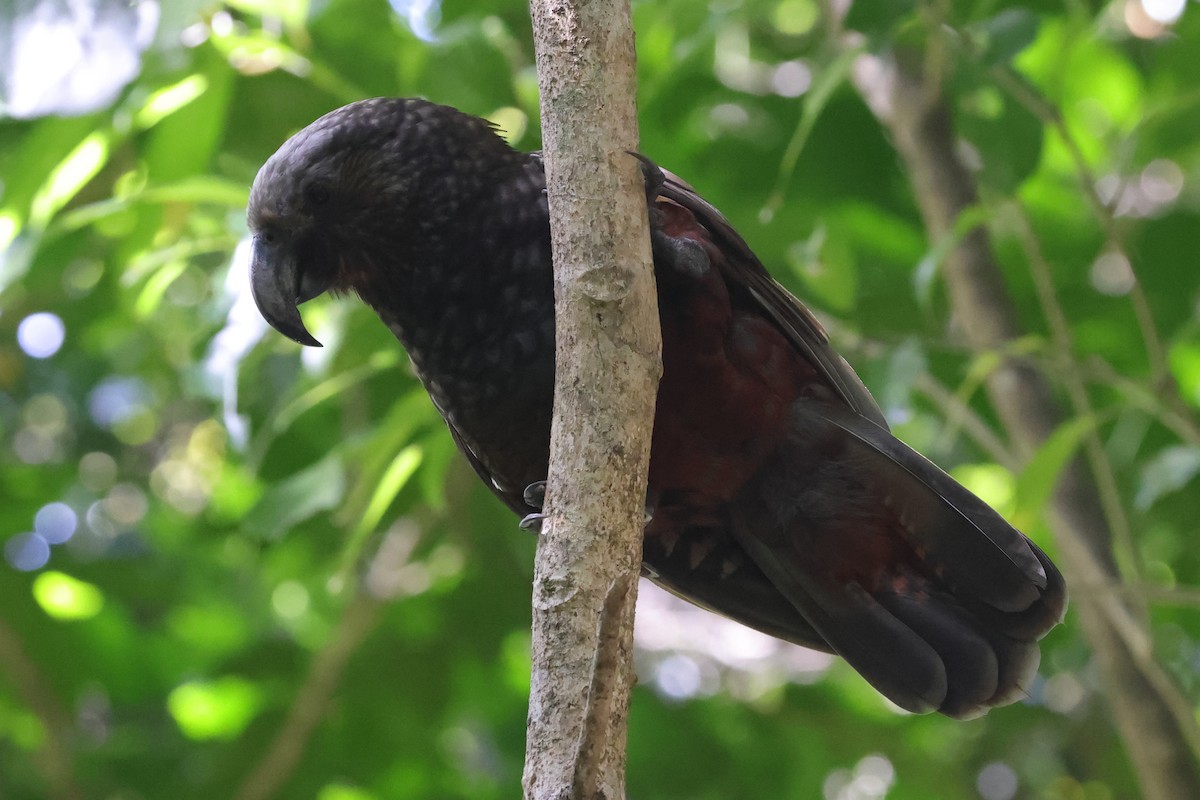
[
  {"xmin": 519, "ymin": 483, "xmax": 649, "ymax": 533},
  {"xmin": 519, "ymin": 512, "xmax": 546, "ymax": 533},
  {"xmin": 523, "ymin": 481, "xmax": 547, "ymax": 509}
]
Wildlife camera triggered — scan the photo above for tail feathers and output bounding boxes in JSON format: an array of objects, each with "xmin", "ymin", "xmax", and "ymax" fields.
[
  {"xmin": 815, "ymin": 402, "xmax": 1051, "ymax": 614},
  {"xmin": 732, "ymin": 530, "xmax": 950, "ymax": 713},
  {"xmin": 873, "ymin": 576, "xmax": 1044, "ymax": 717},
  {"xmin": 730, "ymin": 400, "xmax": 1067, "ymax": 718}
]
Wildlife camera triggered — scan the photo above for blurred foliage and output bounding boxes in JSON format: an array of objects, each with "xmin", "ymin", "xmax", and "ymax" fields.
[{"xmin": 1, "ymin": 0, "xmax": 1198, "ymax": 798}]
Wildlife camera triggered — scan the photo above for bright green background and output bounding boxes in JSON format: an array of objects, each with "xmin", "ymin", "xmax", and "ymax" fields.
[{"xmin": 1, "ymin": 0, "xmax": 1198, "ymax": 797}]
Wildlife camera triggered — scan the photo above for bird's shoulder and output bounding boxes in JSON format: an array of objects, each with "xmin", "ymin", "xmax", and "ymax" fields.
[{"xmin": 650, "ymin": 169, "xmax": 888, "ymax": 428}]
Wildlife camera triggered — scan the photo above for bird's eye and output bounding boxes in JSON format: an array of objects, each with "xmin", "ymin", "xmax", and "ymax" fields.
[
  {"xmin": 306, "ymin": 183, "xmax": 331, "ymax": 206},
  {"xmin": 260, "ymin": 228, "xmax": 278, "ymax": 245}
]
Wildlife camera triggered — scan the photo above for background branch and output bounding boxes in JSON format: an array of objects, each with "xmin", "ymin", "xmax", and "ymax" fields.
[
  {"xmin": 231, "ymin": 520, "xmax": 442, "ymax": 800},
  {"xmin": 233, "ymin": 593, "xmax": 383, "ymax": 800},
  {"xmin": 0, "ymin": 618, "xmax": 84, "ymax": 800},
  {"xmin": 985, "ymin": 60, "xmax": 1184, "ymax": 413},
  {"xmin": 525, "ymin": 0, "xmax": 661, "ymax": 797},
  {"xmin": 858, "ymin": 50, "xmax": 1200, "ymax": 800}
]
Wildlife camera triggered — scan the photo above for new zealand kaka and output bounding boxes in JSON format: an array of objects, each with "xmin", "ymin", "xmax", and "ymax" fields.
[{"xmin": 248, "ymin": 97, "xmax": 1066, "ymax": 718}]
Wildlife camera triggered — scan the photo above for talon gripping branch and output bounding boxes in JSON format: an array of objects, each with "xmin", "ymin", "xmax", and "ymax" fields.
[{"xmin": 248, "ymin": 98, "xmax": 1066, "ymax": 719}]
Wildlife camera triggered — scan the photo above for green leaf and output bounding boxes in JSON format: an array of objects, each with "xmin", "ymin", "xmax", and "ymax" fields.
[
  {"xmin": 29, "ymin": 131, "xmax": 111, "ymax": 228},
  {"xmin": 243, "ymin": 455, "xmax": 345, "ymax": 541},
  {"xmin": 845, "ymin": 0, "xmax": 917, "ymax": 39},
  {"xmin": 762, "ymin": 44, "xmax": 863, "ymax": 221},
  {"xmin": 913, "ymin": 204, "xmax": 991, "ymax": 306},
  {"xmin": 134, "ymin": 74, "xmax": 210, "ymax": 129},
  {"xmin": 1013, "ymin": 415, "xmax": 1096, "ymax": 528},
  {"xmin": 339, "ymin": 443, "xmax": 424, "ymax": 573},
  {"xmin": 1136, "ymin": 445, "xmax": 1200, "ymax": 510},
  {"xmin": 956, "ymin": 77, "xmax": 1044, "ymax": 193},
  {"xmin": 881, "ymin": 337, "xmax": 927, "ymax": 417},
  {"xmin": 974, "ymin": 9, "xmax": 1042, "ymax": 66},
  {"xmin": 787, "ymin": 224, "xmax": 858, "ymax": 312}
]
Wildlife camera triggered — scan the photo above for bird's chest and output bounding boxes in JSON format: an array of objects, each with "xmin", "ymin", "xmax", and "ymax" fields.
[{"xmin": 383, "ymin": 263, "xmax": 557, "ymax": 497}]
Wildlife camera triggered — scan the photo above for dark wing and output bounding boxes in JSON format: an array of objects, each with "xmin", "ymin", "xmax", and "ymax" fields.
[
  {"xmin": 642, "ymin": 162, "xmax": 1065, "ymax": 717},
  {"xmin": 656, "ymin": 169, "xmax": 889, "ymax": 429}
]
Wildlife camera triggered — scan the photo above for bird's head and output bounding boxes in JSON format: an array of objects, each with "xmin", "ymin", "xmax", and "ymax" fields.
[{"xmin": 247, "ymin": 97, "xmax": 494, "ymax": 346}]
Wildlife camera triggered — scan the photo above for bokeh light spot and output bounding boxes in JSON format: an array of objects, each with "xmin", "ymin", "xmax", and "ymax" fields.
[
  {"xmin": 35, "ymin": 502, "xmax": 77, "ymax": 544},
  {"xmin": 951, "ymin": 464, "xmax": 1015, "ymax": 516},
  {"xmin": 24, "ymin": 393, "xmax": 68, "ymax": 432},
  {"xmin": 167, "ymin": 677, "xmax": 263, "ymax": 741},
  {"xmin": 1126, "ymin": 0, "xmax": 1167, "ymax": 36},
  {"xmin": 1142, "ymin": 0, "xmax": 1185, "ymax": 24},
  {"xmin": 317, "ymin": 784, "xmax": 377, "ymax": 800},
  {"xmin": 86, "ymin": 500, "xmax": 118, "ymax": 540},
  {"xmin": 824, "ymin": 754, "xmax": 895, "ymax": 800},
  {"xmin": 79, "ymin": 452, "xmax": 119, "ymax": 492},
  {"xmin": 1090, "ymin": 251, "xmax": 1135, "ymax": 296},
  {"xmin": 17, "ymin": 312, "xmax": 65, "ymax": 358},
  {"xmin": 1044, "ymin": 671, "xmax": 1087, "ymax": 713},
  {"xmin": 14, "ymin": 429, "xmax": 58, "ymax": 464},
  {"xmin": 271, "ymin": 580, "xmax": 310, "ymax": 620},
  {"xmin": 5, "ymin": 533, "xmax": 50, "ymax": 571},
  {"xmin": 390, "ymin": 0, "xmax": 442, "ymax": 42},
  {"xmin": 654, "ymin": 654, "xmax": 703, "ymax": 700},
  {"xmin": 88, "ymin": 376, "xmax": 150, "ymax": 428},
  {"xmin": 32, "ymin": 571, "xmax": 104, "ymax": 620},
  {"xmin": 977, "ymin": 762, "xmax": 1019, "ymax": 800},
  {"xmin": 63, "ymin": 259, "xmax": 103, "ymax": 296},
  {"xmin": 103, "ymin": 483, "xmax": 148, "ymax": 526},
  {"xmin": 487, "ymin": 106, "xmax": 527, "ymax": 145},
  {"xmin": 2, "ymin": 1, "xmax": 159, "ymax": 118},
  {"xmin": 1140, "ymin": 158, "xmax": 1183, "ymax": 205},
  {"xmin": 771, "ymin": 60, "xmax": 812, "ymax": 97},
  {"xmin": 773, "ymin": 0, "xmax": 819, "ymax": 35}
]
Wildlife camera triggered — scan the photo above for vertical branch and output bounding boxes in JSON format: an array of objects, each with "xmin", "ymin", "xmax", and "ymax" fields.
[
  {"xmin": 1007, "ymin": 204, "xmax": 1144, "ymax": 593},
  {"xmin": 526, "ymin": 1, "xmax": 661, "ymax": 799},
  {"xmin": 233, "ymin": 595, "xmax": 383, "ymax": 800},
  {"xmin": 856, "ymin": 50, "xmax": 1200, "ymax": 800},
  {"xmin": 235, "ymin": 523, "xmax": 425, "ymax": 800},
  {"xmin": 0, "ymin": 618, "xmax": 84, "ymax": 800}
]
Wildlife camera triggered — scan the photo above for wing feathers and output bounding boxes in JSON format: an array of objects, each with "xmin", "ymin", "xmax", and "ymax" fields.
[
  {"xmin": 802, "ymin": 400, "xmax": 1050, "ymax": 611},
  {"xmin": 654, "ymin": 170, "xmax": 890, "ymax": 429}
]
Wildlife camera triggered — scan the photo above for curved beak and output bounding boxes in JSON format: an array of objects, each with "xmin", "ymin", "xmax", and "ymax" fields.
[{"xmin": 250, "ymin": 235, "xmax": 323, "ymax": 347}]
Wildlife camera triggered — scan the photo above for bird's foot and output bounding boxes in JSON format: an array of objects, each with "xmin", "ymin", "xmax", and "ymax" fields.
[
  {"xmin": 519, "ymin": 481, "xmax": 548, "ymax": 533},
  {"xmin": 518, "ymin": 481, "xmax": 654, "ymax": 533},
  {"xmin": 523, "ymin": 480, "xmax": 546, "ymax": 509},
  {"xmin": 519, "ymin": 512, "xmax": 546, "ymax": 532}
]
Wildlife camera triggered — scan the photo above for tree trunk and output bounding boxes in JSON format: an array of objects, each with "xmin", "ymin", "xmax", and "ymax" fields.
[{"xmin": 524, "ymin": 1, "xmax": 661, "ymax": 798}]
